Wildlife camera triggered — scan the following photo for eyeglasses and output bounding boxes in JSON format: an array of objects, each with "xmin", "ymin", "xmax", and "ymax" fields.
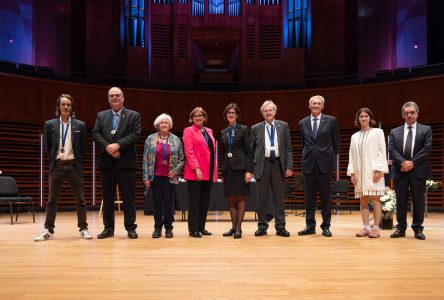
[
  {"xmin": 109, "ymin": 94, "xmax": 122, "ymax": 98},
  {"xmin": 227, "ymin": 111, "xmax": 237, "ymax": 115},
  {"xmin": 403, "ymin": 111, "xmax": 417, "ymax": 116},
  {"xmin": 193, "ymin": 114, "xmax": 205, "ymax": 119}
]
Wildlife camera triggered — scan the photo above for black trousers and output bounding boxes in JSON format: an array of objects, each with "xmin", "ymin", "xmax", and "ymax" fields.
[
  {"xmin": 187, "ymin": 180, "xmax": 212, "ymax": 233},
  {"xmin": 152, "ymin": 175, "xmax": 174, "ymax": 230},
  {"xmin": 45, "ymin": 162, "xmax": 88, "ymax": 233},
  {"xmin": 394, "ymin": 170, "xmax": 425, "ymax": 231},
  {"xmin": 257, "ymin": 159, "xmax": 286, "ymax": 230},
  {"xmin": 303, "ymin": 161, "xmax": 332, "ymax": 229},
  {"xmin": 100, "ymin": 167, "xmax": 137, "ymax": 231}
]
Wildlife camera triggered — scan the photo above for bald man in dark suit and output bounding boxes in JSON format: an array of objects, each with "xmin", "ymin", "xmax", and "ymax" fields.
[{"xmin": 93, "ymin": 87, "xmax": 141, "ymax": 239}]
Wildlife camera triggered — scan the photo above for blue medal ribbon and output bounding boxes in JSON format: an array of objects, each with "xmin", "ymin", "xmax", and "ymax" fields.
[
  {"xmin": 61, "ymin": 122, "xmax": 69, "ymax": 152},
  {"xmin": 226, "ymin": 124, "xmax": 236, "ymax": 154},
  {"xmin": 202, "ymin": 130, "xmax": 209, "ymax": 145},
  {"xmin": 161, "ymin": 135, "xmax": 169, "ymax": 164},
  {"xmin": 266, "ymin": 122, "xmax": 275, "ymax": 148}
]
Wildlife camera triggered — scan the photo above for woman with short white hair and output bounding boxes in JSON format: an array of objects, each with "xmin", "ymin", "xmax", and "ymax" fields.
[{"xmin": 143, "ymin": 113, "xmax": 184, "ymax": 238}]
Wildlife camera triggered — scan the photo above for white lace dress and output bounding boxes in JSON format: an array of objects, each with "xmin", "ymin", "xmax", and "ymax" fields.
[{"xmin": 347, "ymin": 128, "xmax": 389, "ymax": 198}]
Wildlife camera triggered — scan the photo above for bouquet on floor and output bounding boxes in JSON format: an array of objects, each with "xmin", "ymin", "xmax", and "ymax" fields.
[{"xmin": 380, "ymin": 189, "xmax": 396, "ymax": 213}]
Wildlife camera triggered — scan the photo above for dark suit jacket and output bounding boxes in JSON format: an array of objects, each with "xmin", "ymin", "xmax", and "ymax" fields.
[
  {"xmin": 220, "ymin": 123, "xmax": 253, "ymax": 174},
  {"xmin": 92, "ymin": 108, "xmax": 141, "ymax": 170},
  {"xmin": 388, "ymin": 123, "xmax": 432, "ymax": 180},
  {"xmin": 250, "ymin": 120, "xmax": 293, "ymax": 180},
  {"xmin": 299, "ymin": 114, "xmax": 340, "ymax": 174},
  {"xmin": 44, "ymin": 117, "xmax": 86, "ymax": 175}
]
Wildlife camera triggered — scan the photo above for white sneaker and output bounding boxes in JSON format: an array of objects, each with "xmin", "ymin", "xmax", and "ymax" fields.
[
  {"xmin": 34, "ymin": 229, "xmax": 54, "ymax": 242},
  {"xmin": 80, "ymin": 229, "xmax": 93, "ymax": 239}
]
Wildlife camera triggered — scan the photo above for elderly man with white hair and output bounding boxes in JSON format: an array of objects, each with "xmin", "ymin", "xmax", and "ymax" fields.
[
  {"xmin": 250, "ymin": 100, "xmax": 293, "ymax": 237},
  {"xmin": 298, "ymin": 95, "xmax": 340, "ymax": 237},
  {"xmin": 143, "ymin": 113, "xmax": 184, "ymax": 238}
]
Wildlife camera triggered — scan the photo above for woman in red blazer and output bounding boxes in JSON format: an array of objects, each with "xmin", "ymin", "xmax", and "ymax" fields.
[{"xmin": 183, "ymin": 107, "xmax": 218, "ymax": 238}]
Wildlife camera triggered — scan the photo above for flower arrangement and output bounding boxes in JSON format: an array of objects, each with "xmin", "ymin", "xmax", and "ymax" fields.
[
  {"xmin": 380, "ymin": 190, "xmax": 396, "ymax": 213},
  {"xmin": 426, "ymin": 179, "xmax": 442, "ymax": 190}
]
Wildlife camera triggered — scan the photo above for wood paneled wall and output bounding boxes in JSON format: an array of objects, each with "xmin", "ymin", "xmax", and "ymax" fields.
[
  {"xmin": 2, "ymin": 73, "xmax": 444, "ymax": 129},
  {"xmin": 0, "ymin": 73, "xmax": 443, "ymax": 209}
]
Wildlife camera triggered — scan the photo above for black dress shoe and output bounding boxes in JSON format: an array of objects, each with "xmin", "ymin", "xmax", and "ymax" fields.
[
  {"xmin": 390, "ymin": 229, "xmax": 406, "ymax": 238},
  {"xmin": 165, "ymin": 229, "xmax": 173, "ymax": 238},
  {"xmin": 127, "ymin": 229, "xmax": 138, "ymax": 239},
  {"xmin": 200, "ymin": 229, "xmax": 212, "ymax": 236},
  {"xmin": 152, "ymin": 229, "xmax": 161, "ymax": 238},
  {"xmin": 276, "ymin": 228, "xmax": 290, "ymax": 237},
  {"xmin": 223, "ymin": 228, "xmax": 236, "ymax": 237},
  {"xmin": 97, "ymin": 228, "xmax": 114, "ymax": 239},
  {"xmin": 233, "ymin": 231, "xmax": 242, "ymax": 239},
  {"xmin": 322, "ymin": 228, "xmax": 332, "ymax": 237},
  {"xmin": 255, "ymin": 228, "xmax": 267, "ymax": 236},
  {"xmin": 414, "ymin": 230, "xmax": 426, "ymax": 240},
  {"xmin": 189, "ymin": 231, "xmax": 202, "ymax": 238},
  {"xmin": 298, "ymin": 226, "xmax": 316, "ymax": 236}
]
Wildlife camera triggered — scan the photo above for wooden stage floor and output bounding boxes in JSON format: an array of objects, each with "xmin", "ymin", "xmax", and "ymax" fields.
[{"xmin": 1, "ymin": 210, "xmax": 444, "ymax": 299}]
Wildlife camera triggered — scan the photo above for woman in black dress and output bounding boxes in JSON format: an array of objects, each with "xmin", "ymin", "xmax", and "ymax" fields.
[{"xmin": 221, "ymin": 103, "xmax": 253, "ymax": 239}]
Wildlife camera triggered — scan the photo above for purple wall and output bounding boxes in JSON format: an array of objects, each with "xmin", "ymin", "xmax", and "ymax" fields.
[
  {"xmin": 357, "ymin": 0, "xmax": 427, "ymax": 76},
  {"xmin": 395, "ymin": 0, "xmax": 427, "ymax": 68},
  {"xmin": 0, "ymin": 0, "xmax": 33, "ymax": 64}
]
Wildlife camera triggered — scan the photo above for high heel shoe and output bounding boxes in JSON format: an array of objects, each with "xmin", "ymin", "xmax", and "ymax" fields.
[
  {"xmin": 233, "ymin": 231, "xmax": 242, "ymax": 239},
  {"xmin": 223, "ymin": 228, "xmax": 236, "ymax": 237}
]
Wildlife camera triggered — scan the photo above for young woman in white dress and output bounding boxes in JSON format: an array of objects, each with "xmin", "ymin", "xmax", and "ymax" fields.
[{"xmin": 347, "ymin": 108, "xmax": 388, "ymax": 238}]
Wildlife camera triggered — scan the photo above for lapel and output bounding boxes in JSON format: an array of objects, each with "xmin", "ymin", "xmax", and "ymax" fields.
[
  {"xmin": 305, "ymin": 117, "xmax": 313, "ymax": 138},
  {"xmin": 104, "ymin": 109, "xmax": 114, "ymax": 133},
  {"xmin": 398, "ymin": 126, "xmax": 406, "ymax": 152},
  {"xmin": 259, "ymin": 122, "xmax": 266, "ymax": 148},
  {"xmin": 54, "ymin": 119, "xmax": 60, "ymax": 150},
  {"xmin": 118, "ymin": 108, "xmax": 127, "ymax": 133},
  {"xmin": 193, "ymin": 124, "xmax": 209, "ymax": 149},
  {"xmin": 413, "ymin": 124, "xmax": 422, "ymax": 154},
  {"xmin": 318, "ymin": 116, "xmax": 327, "ymax": 135},
  {"xmin": 221, "ymin": 127, "xmax": 229, "ymax": 146},
  {"xmin": 70, "ymin": 118, "xmax": 76, "ymax": 144},
  {"xmin": 275, "ymin": 120, "xmax": 282, "ymax": 148}
]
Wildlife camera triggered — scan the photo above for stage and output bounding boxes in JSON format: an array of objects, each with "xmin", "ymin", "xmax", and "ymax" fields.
[{"xmin": 1, "ymin": 210, "xmax": 444, "ymax": 299}]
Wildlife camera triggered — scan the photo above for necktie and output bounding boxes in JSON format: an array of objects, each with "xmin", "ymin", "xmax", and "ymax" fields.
[
  {"xmin": 312, "ymin": 117, "xmax": 318, "ymax": 138},
  {"xmin": 112, "ymin": 113, "xmax": 119, "ymax": 130},
  {"xmin": 270, "ymin": 124, "xmax": 275, "ymax": 160},
  {"xmin": 404, "ymin": 125, "xmax": 413, "ymax": 159}
]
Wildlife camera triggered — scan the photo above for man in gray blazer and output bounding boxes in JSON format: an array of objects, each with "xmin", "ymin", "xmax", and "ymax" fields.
[
  {"xmin": 250, "ymin": 100, "xmax": 293, "ymax": 237},
  {"xmin": 93, "ymin": 87, "xmax": 141, "ymax": 239},
  {"xmin": 35, "ymin": 94, "xmax": 92, "ymax": 241},
  {"xmin": 298, "ymin": 95, "xmax": 339, "ymax": 237},
  {"xmin": 388, "ymin": 101, "xmax": 432, "ymax": 240}
]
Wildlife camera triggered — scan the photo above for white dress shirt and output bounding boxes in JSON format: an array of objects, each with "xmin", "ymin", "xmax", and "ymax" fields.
[
  {"xmin": 403, "ymin": 122, "xmax": 417, "ymax": 156},
  {"xmin": 56, "ymin": 117, "xmax": 74, "ymax": 160},
  {"xmin": 264, "ymin": 120, "xmax": 280, "ymax": 158}
]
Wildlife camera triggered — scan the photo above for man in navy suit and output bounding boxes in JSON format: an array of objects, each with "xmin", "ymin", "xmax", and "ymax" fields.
[
  {"xmin": 250, "ymin": 100, "xmax": 293, "ymax": 237},
  {"xmin": 388, "ymin": 101, "xmax": 432, "ymax": 240},
  {"xmin": 298, "ymin": 95, "xmax": 340, "ymax": 237},
  {"xmin": 35, "ymin": 94, "xmax": 92, "ymax": 241},
  {"xmin": 93, "ymin": 87, "xmax": 141, "ymax": 239}
]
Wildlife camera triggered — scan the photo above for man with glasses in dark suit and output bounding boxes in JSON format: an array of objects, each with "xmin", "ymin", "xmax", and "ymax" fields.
[
  {"xmin": 388, "ymin": 101, "xmax": 432, "ymax": 240},
  {"xmin": 250, "ymin": 100, "xmax": 293, "ymax": 237},
  {"xmin": 93, "ymin": 87, "xmax": 141, "ymax": 239}
]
